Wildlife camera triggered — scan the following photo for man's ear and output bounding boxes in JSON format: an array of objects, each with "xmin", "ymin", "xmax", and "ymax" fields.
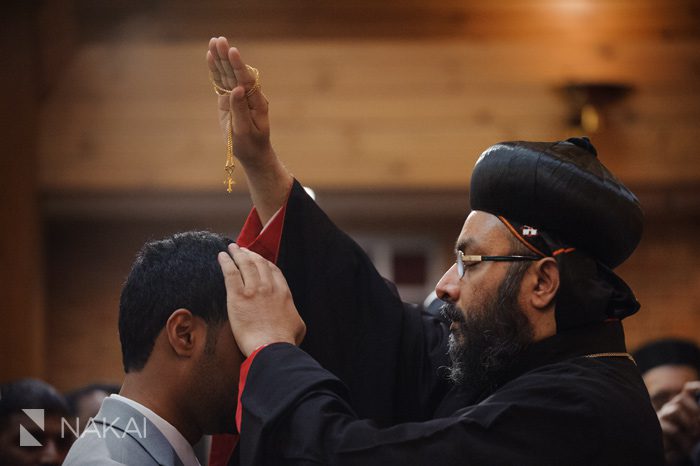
[
  {"xmin": 529, "ymin": 257, "xmax": 560, "ymax": 311},
  {"xmin": 165, "ymin": 309, "xmax": 202, "ymax": 358}
]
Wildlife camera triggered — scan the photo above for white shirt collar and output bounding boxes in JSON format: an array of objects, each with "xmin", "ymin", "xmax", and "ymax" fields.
[
  {"xmin": 110, "ymin": 394, "xmax": 201, "ymax": 466},
  {"xmin": 261, "ymin": 205, "xmax": 283, "ymax": 231}
]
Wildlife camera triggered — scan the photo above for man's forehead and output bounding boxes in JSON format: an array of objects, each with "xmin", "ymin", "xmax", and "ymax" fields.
[
  {"xmin": 643, "ymin": 364, "xmax": 699, "ymax": 393},
  {"xmin": 455, "ymin": 210, "xmax": 511, "ymax": 251}
]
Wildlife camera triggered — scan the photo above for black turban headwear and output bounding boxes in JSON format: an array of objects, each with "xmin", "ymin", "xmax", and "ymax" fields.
[{"xmin": 470, "ymin": 137, "xmax": 644, "ymax": 331}]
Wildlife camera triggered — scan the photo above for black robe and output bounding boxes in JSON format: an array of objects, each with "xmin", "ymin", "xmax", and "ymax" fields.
[{"xmin": 235, "ymin": 181, "xmax": 664, "ymax": 465}]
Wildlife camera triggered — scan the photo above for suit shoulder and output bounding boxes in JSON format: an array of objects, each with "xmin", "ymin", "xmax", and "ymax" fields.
[{"xmin": 63, "ymin": 429, "xmax": 159, "ymax": 466}]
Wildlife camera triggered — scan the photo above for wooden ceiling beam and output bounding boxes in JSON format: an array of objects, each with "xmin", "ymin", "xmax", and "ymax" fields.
[{"xmin": 73, "ymin": 1, "xmax": 700, "ymax": 41}]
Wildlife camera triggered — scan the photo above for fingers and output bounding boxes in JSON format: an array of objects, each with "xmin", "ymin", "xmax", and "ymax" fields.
[
  {"xmin": 217, "ymin": 251, "xmax": 244, "ymax": 296},
  {"xmin": 208, "ymin": 36, "xmax": 237, "ymax": 90},
  {"xmin": 253, "ymin": 251, "xmax": 275, "ymax": 293},
  {"xmin": 268, "ymin": 264, "xmax": 305, "ymax": 344},
  {"xmin": 217, "ymin": 39, "xmax": 238, "ymax": 90},
  {"xmin": 206, "ymin": 38, "xmax": 223, "ymax": 77},
  {"xmin": 662, "ymin": 402, "xmax": 697, "ymax": 434},
  {"xmin": 658, "ymin": 389, "xmax": 700, "ymax": 455},
  {"xmin": 207, "ymin": 37, "xmax": 269, "ymax": 135},
  {"xmin": 677, "ymin": 384, "xmax": 700, "ymax": 430},
  {"xmin": 227, "ymin": 47, "xmax": 268, "ymax": 112},
  {"xmin": 227, "ymin": 243, "xmax": 285, "ymax": 295},
  {"xmin": 227, "ymin": 243, "xmax": 262, "ymax": 292},
  {"xmin": 219, "ymin": 244, "xmax": 304, "ymax": 355},
  {"xmin": 206, "ymin": 50, "xmax": 220, "ymax": 77},
  {"xmin": 678, "ymin": 390, "xmax": 700, "ymax": 420},
  {"xmin": 682, "ymin": 381, "xmax": 700, "ymax": 397}
]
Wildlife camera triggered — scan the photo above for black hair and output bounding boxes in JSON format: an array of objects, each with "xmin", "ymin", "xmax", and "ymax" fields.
[
  {"xmin": 119, "ymin": 231, "xmax": 233, "ymax": 373},
  {"xmin": 0, "ymin": 379, "xmax": 70, "ymax": 428},
  {"xmin": 633, "ymin": 338, "xmax": 700, "ymax": 376},
  {"xmin": 65, "ymin": 383, "xmax": 120, "ymax": 416}
]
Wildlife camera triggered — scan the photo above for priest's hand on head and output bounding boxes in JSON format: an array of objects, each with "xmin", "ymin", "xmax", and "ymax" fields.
[
  {"xmin": 218, "ymin": 243, "xmax": 306, "ymax": 357},
  {"xmin": 657, "ymin": 380, "xmax": 700, "ymax": 464},
  {"xmin": 206, "ymin": 36, "xmax": 274, "ymax": 169}
]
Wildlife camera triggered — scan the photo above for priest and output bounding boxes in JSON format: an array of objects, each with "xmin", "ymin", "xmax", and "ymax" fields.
[{"xmin": 207, "ymin": 36, "xmax": 664, "ymax": 465}]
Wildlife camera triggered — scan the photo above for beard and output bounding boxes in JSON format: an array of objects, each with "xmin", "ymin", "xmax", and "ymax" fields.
[{"xmin": 442, "ymin": 262, "xmax": 534, "ymax": 395}]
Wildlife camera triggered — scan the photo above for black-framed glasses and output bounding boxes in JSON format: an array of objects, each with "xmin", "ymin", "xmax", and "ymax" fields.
[{"xmin": 455, "ymin": 250, "xmax": 541, "ymax": 278}]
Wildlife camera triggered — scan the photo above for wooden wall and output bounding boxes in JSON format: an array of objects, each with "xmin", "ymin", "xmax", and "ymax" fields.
[
  {"xmin": 40, "ymin": 4, "xmax": 700, "ymax": 190},
  {"xmin": 2, "ymin": 0, "xmax": 699, "ymax": 388},
  {"xmin": 0, "ymin": 4, "xmax": 45, "ymax": 382},
  {"xmin": 620, "ymin": 220, "xmax": 700, "ymax": 350}
]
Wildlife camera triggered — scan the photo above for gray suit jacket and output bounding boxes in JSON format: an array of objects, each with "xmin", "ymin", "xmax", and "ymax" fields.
[{"xmin": 63, "ymin": 397, "xmax": 185, "ymax": 466}]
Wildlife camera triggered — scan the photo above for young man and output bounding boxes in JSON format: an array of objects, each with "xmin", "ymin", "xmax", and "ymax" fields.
[
  {"xmin": 635, "ymin": 339, "xmax": 700, "ymax": 465},
  {"xmin": 207, "ymin": 37, "xmax": 664, "ymax": 465},
  {"xmin": 63, "ymin": 231, "xmax": 246, "ymax": 466}
]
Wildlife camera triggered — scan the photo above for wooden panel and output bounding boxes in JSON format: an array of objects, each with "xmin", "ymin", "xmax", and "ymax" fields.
[
  {"xmin": 619, "ymin": 220, "xmax": 700, "ymax": 351},
  {"xmin": 0, "ymin": 4, "xmax": 45, "ymax": 382},
  {"xmin": 38, "ymin": 39, "xmax": 700, "ymax": 190}
]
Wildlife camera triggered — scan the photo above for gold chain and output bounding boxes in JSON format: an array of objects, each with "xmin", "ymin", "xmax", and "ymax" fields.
[
  {"xmin": 210, "ymin": 65, "xmax": 260, "ymax": 97},
  {"xmin": 210, "ymin": 65, "xmax": 262, "ymax": 192},
  {"xmin": 212, "ymin": 79, "xmax": 232, "ymax": 96},
  {"xmin": 245, "ymin": 66, "xmax": 260, "ymax": 97},
  {"xmin": 224, "ymin": 113, "xmax": 235, "ymax": 193},
  {"xmin": 583, "ymin": 352, "xmax": 636, "ymax": 364}
]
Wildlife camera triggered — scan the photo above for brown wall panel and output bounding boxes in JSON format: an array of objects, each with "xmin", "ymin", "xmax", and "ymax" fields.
[
  {"xmin": 38, "ymin": 39, "xmax": 700, "ymax": 191},
  {"xmin": 0, "ymin": 4, "xmax": 45, "ymax": 382},
  {"xmin": 620, "ymin": 220, "xmax": 700, "ymax": 351}
]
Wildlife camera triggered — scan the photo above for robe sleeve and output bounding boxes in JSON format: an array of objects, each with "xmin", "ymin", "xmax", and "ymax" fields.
[
  {"xmin": 236, "ymin": 205, "xmax": 288, "ymax": 262},
  {"xmin": 276, "ymin": 180, "xmax": 450, "ymax": 424},
  {"xmin": 237, "ymin": 344, "xmax": 604, "ymax": 466}
]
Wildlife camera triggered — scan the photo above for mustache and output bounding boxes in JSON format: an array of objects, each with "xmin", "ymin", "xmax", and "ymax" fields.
[{"xmin": 440, "ymin": 303, "xmax": 465, "ymax": 324}]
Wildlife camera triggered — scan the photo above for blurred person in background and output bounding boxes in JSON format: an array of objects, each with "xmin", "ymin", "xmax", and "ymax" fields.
[
  {"xmin": 635, "ymin": 339, "xmax": 700, "ymax": 465},
  {"xmin": 65, "ymin": 383, "xmax": 120, "ymax": 435},
  {"xmin": 0, "ymin": 378, "xmax": 72, "ymax": 466}
]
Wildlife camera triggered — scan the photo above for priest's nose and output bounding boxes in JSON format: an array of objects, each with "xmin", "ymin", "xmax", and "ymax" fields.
[{"xmin": 435, "ymin": 264, "xmax": 460, "ymax": 303}]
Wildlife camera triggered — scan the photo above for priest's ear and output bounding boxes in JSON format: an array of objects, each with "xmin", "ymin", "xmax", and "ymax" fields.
[{"xmin": 527, "ymin": 257, "xmax": 560, "ymax": 311}]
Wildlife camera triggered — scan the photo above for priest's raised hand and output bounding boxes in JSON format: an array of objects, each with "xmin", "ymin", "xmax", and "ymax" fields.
[{"xmin": 207, "ymin": 37, "xmax": 292, "ymax": 224}]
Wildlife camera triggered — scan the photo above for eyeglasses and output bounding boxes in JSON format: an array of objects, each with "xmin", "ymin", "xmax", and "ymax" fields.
[{"xmin": 455, "ymin": 250, "xmax": 541, "ymax": 278}]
